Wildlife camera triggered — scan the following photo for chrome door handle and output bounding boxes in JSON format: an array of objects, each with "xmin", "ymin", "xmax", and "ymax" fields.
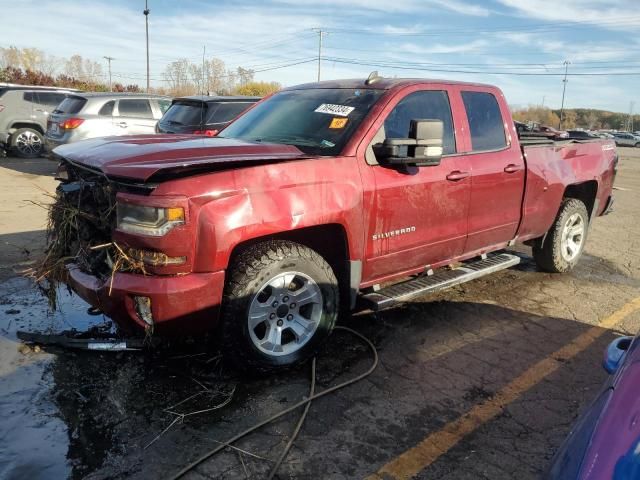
[
  {"xmin": 446, "ymin": 171, "xmax": 470, "ymax": 181},
  {"xmin": 117, "ymin": 122, "xmax": 128, "ymax": 128},
  {"xmin": 504, "ymin": 164, "xmax": 523, "ymax": 173}
]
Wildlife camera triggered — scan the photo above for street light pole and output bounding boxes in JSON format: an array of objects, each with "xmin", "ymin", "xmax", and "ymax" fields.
[
  {"xmin": 103, "ymin": 56, "xmax": 114, "ymax": 92},
  {"xmin": 144, "ymin": 0, "xmax": 150, "ymax": 93},
  {"xmin": 558, "ymin": 60, "xmax": 570, "ymax": 129},
  {"xmin": 313, "ymin": 28, "xmax": 326, "ymax": 82}
]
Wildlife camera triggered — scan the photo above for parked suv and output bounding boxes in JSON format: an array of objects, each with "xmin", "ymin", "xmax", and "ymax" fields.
[
  {"xmin": 612, "ymin": 132, "xmax": 640, "ymax": 147},
  {"xmin": 156, "ymin": 96, "xmax": 260, "ymax": 135},
  {"xmin": 44, "ymin": 93, "xmax": 171, "ymax": 152},
  {"xmin": 0, "ymin": 86, "xmax": 79, "ymax": 157}
]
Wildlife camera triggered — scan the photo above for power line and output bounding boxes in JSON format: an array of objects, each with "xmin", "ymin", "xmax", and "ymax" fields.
[
  {"xmin": 322, "ymin": 56, "xmax": 640, "ymax": 76},
  {"xmin": 323, "ymin": 15, "xmax": 640, "ymax": 37}
]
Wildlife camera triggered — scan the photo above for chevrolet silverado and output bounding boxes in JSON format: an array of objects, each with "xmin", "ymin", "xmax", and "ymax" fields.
[{"xmin": 48, "ymin": 75, "xmax": 617, "ymax": 372}]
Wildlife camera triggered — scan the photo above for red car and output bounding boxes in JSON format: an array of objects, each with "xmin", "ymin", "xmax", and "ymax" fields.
[
  {"xmin": 50, "ymin": 76, "xmax": 617, "ymax": 371},
  {"xmin": 536, "ymin": 124, "xmax": 570, "ymax": 139}
]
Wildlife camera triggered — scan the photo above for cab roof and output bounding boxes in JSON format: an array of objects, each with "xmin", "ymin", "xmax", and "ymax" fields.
[{"xmin": 284, "ymin": 77, "xmax": 496, "ymax": 91}]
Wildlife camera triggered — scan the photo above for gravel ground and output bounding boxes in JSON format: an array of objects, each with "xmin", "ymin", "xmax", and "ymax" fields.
[{"xmin": 0, "ymin": 148, "xmax": 639, "ymax": 480}]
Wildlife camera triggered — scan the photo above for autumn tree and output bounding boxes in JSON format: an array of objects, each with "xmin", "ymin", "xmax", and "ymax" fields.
[{"xmin": 233, "ymin": 81, "xmax": 281, "ymax": 96}]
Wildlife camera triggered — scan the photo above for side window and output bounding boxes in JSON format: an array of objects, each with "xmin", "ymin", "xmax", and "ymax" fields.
[
  {"xmin": 38, "ymin": 93, "xmax": 66, "ymax": 107},
  {"xmin": 383, "ymin": 90, "xmax": 456, "ymax": 155},
  {"xmin": 207, "ymin": 102, "xmax": 252, "ymax": 123},
  {"xmin": 462, "ymin": 91, "xmax": 507, "ymax": 151},
  {"xmin": 23, "ymin": 92, "xmax": 37, "ymax": 103},
  {"xmin": 117, "ymin": 99, "xmax": 153, "ymax": 118},
  {"xmin": 99, "ymin": 101, "xmax": 115, "ymax": 116},
  {"xmin": 157, "ymin": 99, "xmax": 171, "ymax": 114}
]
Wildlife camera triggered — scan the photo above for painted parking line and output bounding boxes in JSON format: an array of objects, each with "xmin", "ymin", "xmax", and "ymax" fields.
[{"xmin": 366, "ymin": 296, "xmax": 640, "ymax": 480}]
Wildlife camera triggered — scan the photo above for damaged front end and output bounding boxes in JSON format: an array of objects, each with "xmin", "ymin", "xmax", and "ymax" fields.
[{"xmin": 37, "ymin": 160, "xmax": 154, "ymax": 309}]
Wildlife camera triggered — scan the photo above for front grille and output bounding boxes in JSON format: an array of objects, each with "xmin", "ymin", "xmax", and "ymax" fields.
[{"xmin": 55, "ymin": 163, "xmax": 118, "ymax": 278}]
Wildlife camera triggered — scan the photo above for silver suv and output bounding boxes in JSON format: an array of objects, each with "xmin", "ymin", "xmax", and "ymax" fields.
[
  {"xmin": 45, "ymin": 93, "xmax": 171, "ymax": 153},
  {"xmin": 0, "ymin": 86, "xmax": 79, "ymax": 157}
]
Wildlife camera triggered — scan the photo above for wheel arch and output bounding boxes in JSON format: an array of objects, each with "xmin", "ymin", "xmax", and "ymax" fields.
[
  {"xmin": 227, "ymin": 223, "xmax": 354, "ymax": 311},
  {"xmin": 563, "ymin": 180, "xmax": 599, "ymax": 218},
  {"xmin": 11, "ymin": 122, "xmax": 45, "ymax": 135}
]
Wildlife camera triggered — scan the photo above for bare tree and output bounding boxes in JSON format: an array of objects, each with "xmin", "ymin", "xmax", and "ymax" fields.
[
  {"xmin": 162, "ymin": 58, "xmax": 195, "ymax": 96},
  {"xmin": 64, "ymin": 54, "xmax": 84, "ymax": 79}
]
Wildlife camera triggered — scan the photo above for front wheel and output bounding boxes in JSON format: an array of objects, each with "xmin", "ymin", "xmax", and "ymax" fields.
[
  {"xmin": 533, "ymin": 198, "xmax": 589, "ymax": 273},
  {"xmin": 220, "ymin": 240, "xmax": 338, "ymax": 373}
]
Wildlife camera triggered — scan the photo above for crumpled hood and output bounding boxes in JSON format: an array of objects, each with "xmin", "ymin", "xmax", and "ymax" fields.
[{"xmin": 52, "ymin": 134, "xmax": 311, "ymax": 182}]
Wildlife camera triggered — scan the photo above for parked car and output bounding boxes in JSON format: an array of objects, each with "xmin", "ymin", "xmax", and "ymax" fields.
[
  {"xmin": 514, "ymin": 120, "xmax": 532, "ymax": 135},
  {"xmin": 594, "ymin": 132, "xmax": 615, "ymax": 139},
  {"xmin": 612, "ymin": 132, "xmax": 640, "ymax": 147},
  {"xmin": 567, "ymin": 130, "xmax": 598, "ymax": 140},
  {"xmin": 0, "ymin": 86, "xmax": 80, "ymax": 157},
  {"xmin": 49, "ymin": 76, "xmax": 617, "ymax": 372},
  {"xmin": 547, "ymin": 332, "xmax": 640, "ymax": 479},
  {"xmin": 535, "ymin": 124, "xmax": 570, "ymax": 139},
  {"xmin": 44, "ymin": 93, "xmax": 171, "ymax": 152},
  {"xmin": 156, "ymin": 95, "xmax": 260, "ymax": 135}
]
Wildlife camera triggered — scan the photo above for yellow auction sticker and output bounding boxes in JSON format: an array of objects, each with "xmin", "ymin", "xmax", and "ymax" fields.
[{"xmin": 329, "ymin": 117, "xmax": 349, "ymax": 129}]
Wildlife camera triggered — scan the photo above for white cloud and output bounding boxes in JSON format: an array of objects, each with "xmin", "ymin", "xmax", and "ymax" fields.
[
  {"xmin": 496, "ymin": 0, "xmax": 639, "ymax": 30},
  {"xmin": 397, "ymin": 39, "xmax": 489, "ymax": 55},
  {"xmin": 273, "ymin": 0, "xmax": 489, "ymax": 16}
]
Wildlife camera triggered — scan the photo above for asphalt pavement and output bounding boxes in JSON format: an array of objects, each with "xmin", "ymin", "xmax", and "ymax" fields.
[{"xmin": 1, "ymin": 149, "xmax": 639, "ymax": 479}]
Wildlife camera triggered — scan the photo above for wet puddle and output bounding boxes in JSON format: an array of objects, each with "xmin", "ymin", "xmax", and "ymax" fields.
[{"xmin": 0, "ymin": 277, "xmax": 373, "ymax": 479}]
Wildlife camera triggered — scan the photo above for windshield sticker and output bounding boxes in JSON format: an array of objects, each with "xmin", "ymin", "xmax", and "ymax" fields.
[
  {"xmin": 321, "ymin": 139, "xmax": 336, "ymax": 148},
  {"xmin": 329, "ymin": 117, "xmax": 349, "ymax": 129},
  {"xmin": 314, "ymin": 104, "xmax": 355, "ymax": 117}
]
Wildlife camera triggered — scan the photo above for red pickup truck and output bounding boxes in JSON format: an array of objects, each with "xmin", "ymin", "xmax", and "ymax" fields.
[{"xmin": 50, "ymin": 76, "xmax": 617, "ymax": 372}]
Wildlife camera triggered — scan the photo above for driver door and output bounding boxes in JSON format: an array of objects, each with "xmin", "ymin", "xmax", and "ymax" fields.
[{"xmin": 360, "ymin": 88, "xmax": 472, "ymax": 283}]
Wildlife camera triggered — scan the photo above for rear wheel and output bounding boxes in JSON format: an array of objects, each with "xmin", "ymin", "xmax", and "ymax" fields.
[
  {"xmin": 635, "ymin": 143, "xmax": 640, "ymax": 148},
  {"xmin": 533, "ymin": 198, "xmax": 589, "ymax": 273},
  {"xmin": 220, "ymin": 240, "xmax": 339, "ymax": 373},
  {"xmin": 11, "ymin": 128, "xmax": 44, "ymax": 158}
]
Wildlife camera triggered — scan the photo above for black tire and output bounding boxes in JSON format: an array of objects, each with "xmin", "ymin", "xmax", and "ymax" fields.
[
  {"xmin": 533, "ymin": 198, "xmax": 589, "ymax": 273},
  {"xmin": 220, "ymin": 240, "xmax": 339, "ymax": 374},
  {"xmin": 11, "ymin": 127, "xmax": 44, "ymax": 158},
  {"xmin": 635, "ymin": 143, "xmax": 640, "ymax": 148}
]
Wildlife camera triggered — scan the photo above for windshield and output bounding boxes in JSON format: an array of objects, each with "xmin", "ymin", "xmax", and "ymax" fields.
[{"xmin": 219, "ymin": 88, "xmax": 384, "ymax": 155}]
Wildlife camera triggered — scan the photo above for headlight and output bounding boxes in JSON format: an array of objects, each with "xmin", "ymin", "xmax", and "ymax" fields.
[{"xmin": 116, "ymin": 203, "xmax": 184, "ymax": 236}]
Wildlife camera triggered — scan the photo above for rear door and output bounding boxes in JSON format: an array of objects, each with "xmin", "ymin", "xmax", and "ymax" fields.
[
  {"xmin": 114, "ymin": 98, "xmax": 156, "ymax": 134},
  {"xmin": 360, "ymin": 86, "xmax": 472, "ymax": 282},
  {"xmin": 460, "ymin": 89, "xmax": 525, "ymax": 253}
]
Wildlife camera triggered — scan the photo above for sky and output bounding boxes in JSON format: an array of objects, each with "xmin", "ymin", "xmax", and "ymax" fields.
[{"xmin": 1, "ymin": 0, "xmax": 639, "ymax": 112}]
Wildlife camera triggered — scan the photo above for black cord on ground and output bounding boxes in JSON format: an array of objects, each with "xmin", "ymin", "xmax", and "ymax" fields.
[
  {"xmin": 168, "ymin": 325, "xmax": 378, "ymax": 480},
  {"xmin": 266, "ymin": 356, "xmax": 316, "ymax": 480}
]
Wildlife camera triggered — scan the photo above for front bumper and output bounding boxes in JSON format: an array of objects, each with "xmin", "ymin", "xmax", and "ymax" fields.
[
  {"xmin": 66, "ymin": 264, "xmax": 225, "ymax": 336},
  {"xmin": 0, "ymin": 132, "xmax": 9, "ymax": 145}
]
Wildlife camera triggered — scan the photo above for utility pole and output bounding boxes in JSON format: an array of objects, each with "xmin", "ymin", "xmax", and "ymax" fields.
[
  {"xmin": 313, "ymin": 28, "xmax": 326, "ymax": 82},
  {"xmin": 558, "ymin": 60, "xmax": 570, "ymax": 129},
  {"xmin": 103, "ymin": 56, "xmax": 114, "ymax": 92},
  {"xmin": 144, "ymin": 0, "xmax": 150, "ymax": 93},
  {"xmin": 541, "ymin": 95, "xmax": 546, "ymax": 109},
  {"xmin": 628, "ymin": 101, "xmax": 635, "ymax": 131}
]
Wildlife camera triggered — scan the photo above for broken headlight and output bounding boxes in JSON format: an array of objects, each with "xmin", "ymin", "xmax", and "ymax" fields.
[{"xmin": 116, "ymin": 203, "xmax": 184, "ymax": 236}]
